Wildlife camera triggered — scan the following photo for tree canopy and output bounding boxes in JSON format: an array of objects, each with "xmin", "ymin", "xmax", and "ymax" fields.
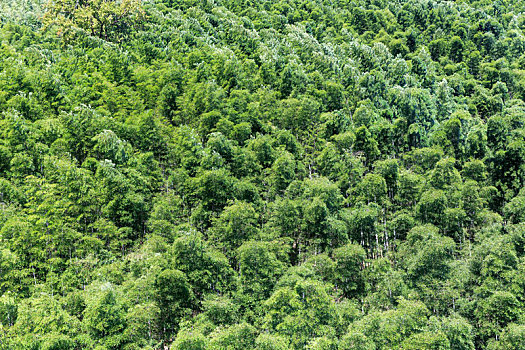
[{"xmin": 0, "ymin": 0, "xmax": 525, "ymax": 348}]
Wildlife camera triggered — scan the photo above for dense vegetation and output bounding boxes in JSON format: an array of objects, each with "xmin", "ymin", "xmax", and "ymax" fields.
[{"xmin": 1, "ymin": 0, "xmax": 525, "ymax": 348}]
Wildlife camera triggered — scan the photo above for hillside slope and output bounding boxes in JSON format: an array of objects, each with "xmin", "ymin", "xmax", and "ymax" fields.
[{"xmin": 0, "ymin": 0, "xmax": 525, "ymax": 349}]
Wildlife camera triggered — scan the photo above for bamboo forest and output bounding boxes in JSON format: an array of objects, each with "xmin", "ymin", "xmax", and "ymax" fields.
[{"xmin": 0, "ymin": 0, "xmax": 525, "ymax": 349}]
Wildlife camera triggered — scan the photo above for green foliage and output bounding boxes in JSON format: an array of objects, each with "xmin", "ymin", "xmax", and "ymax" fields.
[
  {"xmin": 333, "ymin": 243, "xmax": 366, "ymax": 298},
  {"xmin": 1, "ymin": 0, "xmax": 525, "ymax": 347},
  {"xmin": 238, "ymin": 241, "xmax": 287, "ymax": 302},
  {"xmin": 209, "ymin": 323, "xmax": 258, "ymax": 350},
  {"xmin": 43, "ymin": 0, "xmax": 145, "ymax": 42},
  {"xmin": 171, "ymin": 329, "xmax": 208, "ymax": 350},
  {"xmin": 154, "ymin": 269, "xmax": 194, "ymax": 335}
]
